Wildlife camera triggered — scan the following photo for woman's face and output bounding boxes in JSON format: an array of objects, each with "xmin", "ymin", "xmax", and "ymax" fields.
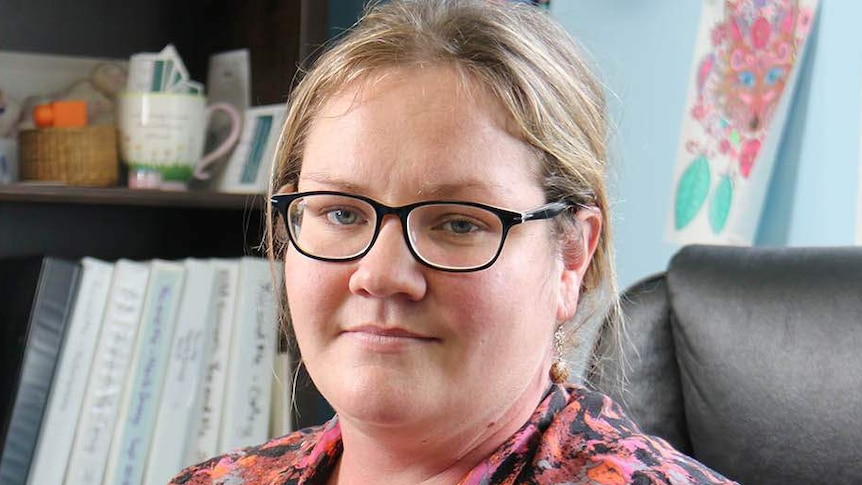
[{"xmin": 284, "ymin": 65, "xmax": 592, "ymax": 435}]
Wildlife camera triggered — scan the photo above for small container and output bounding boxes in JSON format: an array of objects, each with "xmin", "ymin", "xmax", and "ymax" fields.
[{"xmin": 18, "ymin": 125, "xmax": 119, "ymax": 186}]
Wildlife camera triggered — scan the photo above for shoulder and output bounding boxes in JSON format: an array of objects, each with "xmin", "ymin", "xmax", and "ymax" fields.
[
  {"xmin": 530, "ymin": 385, "xmax": 738, "ymax": 485},
  {"xmin": 168, "ymin": 425, "xmax": 329, "ymax": 485}
]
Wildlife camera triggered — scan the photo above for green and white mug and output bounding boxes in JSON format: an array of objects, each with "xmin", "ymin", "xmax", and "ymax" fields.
[{"xmin": 117, "ymin": 92, "xmax": 241, "ymax": 190}]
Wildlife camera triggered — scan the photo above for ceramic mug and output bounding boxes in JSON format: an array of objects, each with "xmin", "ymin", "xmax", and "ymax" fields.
[{"xmin": 117, "ymin": 92, "xmax": 241, "ymax": 190}]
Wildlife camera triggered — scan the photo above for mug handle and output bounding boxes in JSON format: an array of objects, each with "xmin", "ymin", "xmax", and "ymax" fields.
[{"xmin": 193, "ymin": 102, "xmax": 242, "ymax": 180}]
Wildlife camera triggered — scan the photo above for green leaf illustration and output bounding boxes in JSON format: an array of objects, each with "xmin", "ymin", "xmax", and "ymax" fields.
[
  {"xmin": 674, "ymin": 155, "xmax": 711, "ymax": 230},
  {"xmin": 709, "ymin": 175, "xmax": 733, "ymax": 234}
]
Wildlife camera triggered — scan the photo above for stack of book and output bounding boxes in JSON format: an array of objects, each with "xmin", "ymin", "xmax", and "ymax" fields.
[{"xmin": 0, "ymin": 255, "xmax": 293, "ymax": 485}]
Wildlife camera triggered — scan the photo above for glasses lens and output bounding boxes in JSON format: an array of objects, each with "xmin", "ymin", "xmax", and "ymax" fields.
[
  {"xmin": 288, "ymin": 194, "xmax": 376, "ymax": 259},
  {"xmin": 408, "ymin": 204, "xmax": 504, "ymax": 269}
]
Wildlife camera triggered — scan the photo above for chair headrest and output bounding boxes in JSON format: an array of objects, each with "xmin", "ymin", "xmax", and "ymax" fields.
[{"xmin": 668, "ymin": 245, "xmax": 862, "ymax": 485}]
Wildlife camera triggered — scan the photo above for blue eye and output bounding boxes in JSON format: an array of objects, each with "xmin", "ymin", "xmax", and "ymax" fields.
[
  {"xmin": 442, "ymin": 219, "xmax": 479, "ymax": 234},
  {"xmin": 326, "ymin": 208, "xmax": 360, "ymax": 225},
  {"xmin": 765, "ymin": 67, "xmax": 785, "ymax": 85},
  {"xmin": 738, "ymin": 71, "xmax": 755, "ymax": 87}
]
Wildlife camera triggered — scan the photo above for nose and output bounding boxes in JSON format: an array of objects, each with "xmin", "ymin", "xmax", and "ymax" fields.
[{"xmin": 348, "ymin": 215, "xmax": 427, "ymax": 301}]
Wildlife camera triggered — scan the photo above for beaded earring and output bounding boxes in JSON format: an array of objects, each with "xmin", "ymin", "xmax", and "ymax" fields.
[{"xmin": 549, "ymin": 327, "xmax": 569, "ymax": 383}]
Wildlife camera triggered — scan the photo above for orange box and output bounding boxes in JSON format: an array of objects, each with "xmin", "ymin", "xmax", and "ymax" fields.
[{"xmin": 51, "ymin": 100, "xmax": 87, "ymax": 127}]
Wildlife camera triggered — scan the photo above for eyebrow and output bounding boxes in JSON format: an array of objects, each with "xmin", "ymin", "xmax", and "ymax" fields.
[
  {"xmin": 298, "ymin": 173, "xmax": 366, "ymax": 193},
  {"xmin": 417, "ymin": 182, "xmax": 508, "ymax": 199},
  {"xmin": 299, "ymin": 173, "xmax": 509, "ymax": 200}
]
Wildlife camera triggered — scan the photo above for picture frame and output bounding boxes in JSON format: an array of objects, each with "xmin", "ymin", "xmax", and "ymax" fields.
[
  {"xmin": 215, "ymin": 104, "xmax": 286, "ymax": 194},
  {"xmin": 0, "ymin": 138, "xmax": 18, "ymax": 184}
]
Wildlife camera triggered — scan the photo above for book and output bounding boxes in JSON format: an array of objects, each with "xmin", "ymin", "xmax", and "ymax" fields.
[
  {"xmin": 184, "ymin": 259, "xmax": 240, "ymax": 464},
  {"xmin": 0, "ymin": 256, "xmax": 81, "ymax": 485},
  {"xmin": 103, "ymin": 260, "xmax": 186, "ymax": 485},
  {"xmin": 269, "ymin": 337, "xmax": 295, "ymax": 439},
  {"xmin": 64, "ymin": 260, "xmax": 151, "ymax": 485},
  {"xmin": 219, "ymin": 257, "xmax": 279, "ymax": 451},
  {"xmin": 142, "ymin": 259, "xmax": 217, "ymax": 485},
  {"xmin": 26, "ymin": 258, "xmax": 114, "ymax": 485}
]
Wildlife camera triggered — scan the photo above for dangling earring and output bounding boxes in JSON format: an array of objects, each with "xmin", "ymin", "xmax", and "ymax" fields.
[{"xmin": 550, "ymin": 327, "xmax": 569, "ymax": 384}]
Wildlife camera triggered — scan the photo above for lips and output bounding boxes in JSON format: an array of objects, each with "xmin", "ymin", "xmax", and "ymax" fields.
[
  {"xmin": 339, "ymin": 325, "xmax": 440, "ymax": 353},
  {"xmin": 343, "ymin": 325, "xmax": 437, "ymax": 341}
]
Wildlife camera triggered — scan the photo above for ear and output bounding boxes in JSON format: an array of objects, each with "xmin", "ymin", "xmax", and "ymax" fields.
[{"xmin": 556, "ymin": 207, "xmax": 602, "ymax": 322}]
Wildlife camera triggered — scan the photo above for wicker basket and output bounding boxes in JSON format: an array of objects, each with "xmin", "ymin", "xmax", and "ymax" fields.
[{"xmin": 19, "ymin": 125, "xmax": 119, "ymax": 186}]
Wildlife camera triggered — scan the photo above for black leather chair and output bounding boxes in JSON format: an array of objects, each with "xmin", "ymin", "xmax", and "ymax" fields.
[{"xmin": 589, "ymin": 245, "xmax": 862, "ymax": 485}]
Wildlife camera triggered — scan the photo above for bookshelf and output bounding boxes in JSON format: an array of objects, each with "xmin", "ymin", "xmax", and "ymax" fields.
[
  {"xmin": 0, "ymin": 0, "xmax": 329, "ymax": 105},
  {"xmin": 0, "ymin": 0, "xmax": 337, "ymax": 463},
  {"xmin": 0, "ymin": 0, "xmax": 329, "ymax": 260},
  {"xmin": 0, "ymin": 187, "xmax": 266, "ymax": 261},
  {"xmin": 0, "ymin": 185, "xmax": 264, "ymax": 209}
]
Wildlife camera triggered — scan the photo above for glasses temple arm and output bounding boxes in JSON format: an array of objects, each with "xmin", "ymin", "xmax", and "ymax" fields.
[{"xmin": 520, "ymin": 201, "xmax": 576, "ymax": 222}]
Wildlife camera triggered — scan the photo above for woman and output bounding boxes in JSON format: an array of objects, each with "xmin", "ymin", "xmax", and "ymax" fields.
[{"xmin": 172, "ymin": 1, "xmax": 737, "ymax": 484}]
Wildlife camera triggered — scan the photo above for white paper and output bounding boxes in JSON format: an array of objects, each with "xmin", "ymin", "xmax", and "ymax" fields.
[{"xmin": 666, "ymin": 0, "xmax": 819, "ymax": 245}]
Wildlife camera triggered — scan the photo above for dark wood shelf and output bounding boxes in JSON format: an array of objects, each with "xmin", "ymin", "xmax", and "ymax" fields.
[{"xmin": 0, "ymin": 184, "xmax": 266, "ymax": 210}]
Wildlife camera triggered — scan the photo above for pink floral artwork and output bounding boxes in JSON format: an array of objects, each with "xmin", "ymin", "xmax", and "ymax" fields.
[{"xmin": 668, "ymin": 0, "xmax": 818, "ymax": 244}]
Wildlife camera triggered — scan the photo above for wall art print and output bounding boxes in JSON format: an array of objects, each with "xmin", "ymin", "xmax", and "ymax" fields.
[
  {"xmin": 857, "ymin": 129, "xmax": 862, "ymax": 244},
  {"xmin": 667, "ymin": 0, "xmax": 819, "ymax": 245}
]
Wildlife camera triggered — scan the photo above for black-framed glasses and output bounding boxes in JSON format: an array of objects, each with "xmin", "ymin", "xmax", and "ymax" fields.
[{"xmin": 271, "ymin": 191, "xmax": 576, "ymax": 272}]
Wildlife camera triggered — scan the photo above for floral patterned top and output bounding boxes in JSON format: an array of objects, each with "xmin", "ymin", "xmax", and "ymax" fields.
[{"xmin": 170, "ymin": 384, "xmax": 738, "ymax": 485}]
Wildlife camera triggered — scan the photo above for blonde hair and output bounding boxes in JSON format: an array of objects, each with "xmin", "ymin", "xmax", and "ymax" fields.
[{"xmin": 266, "ymin": 0, "xmax": 622, "ymax": 381}]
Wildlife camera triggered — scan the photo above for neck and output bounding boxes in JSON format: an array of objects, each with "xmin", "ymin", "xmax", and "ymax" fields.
[{"xmin": 329, "ymin": 375, "xmax": 551, "ymax": 485}]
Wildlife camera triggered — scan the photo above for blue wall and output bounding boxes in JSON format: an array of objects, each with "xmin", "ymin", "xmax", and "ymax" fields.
[
  {"xmin": 553, "ymin": 1, "xmax": 862, "ymax": 287},
  {"xmin": 329, "ymin": 0, "xmax": 367, "ymax": 38}
]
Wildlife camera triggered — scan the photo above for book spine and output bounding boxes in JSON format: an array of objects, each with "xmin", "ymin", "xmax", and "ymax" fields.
[
  {"xmin": 220, "ymin": 257, "xmax": 279, "ymax": 451},
  {"xmin": 64, "ymin": 260, "xmax": 151, "ymax": 485},
  {"xmin": 104, "ymin": 261, "xmax": 185, "ymax": 485},
  {"xmin": 269, "ymin": 344, "xmax": 295, "ymax": 438},
  {"xmin": 26, "ymin": 258, "xmax": 114, "ymax": 485},
  {"xmin": 142, "ymin": 259, "xmax": 216, "ymax": 485},
  {"xmin": 184, "ymin": 260, "xmax": 240, "ymax": 463},
  {"xmin": 0, "ymin": 258, "xmax": 81, "ymax": 485}
]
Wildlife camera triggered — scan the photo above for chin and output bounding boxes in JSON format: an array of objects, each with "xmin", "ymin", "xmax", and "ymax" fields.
[{"xmin": 320, "ymin": 365, "xmax": 439, "ymax": 426}]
